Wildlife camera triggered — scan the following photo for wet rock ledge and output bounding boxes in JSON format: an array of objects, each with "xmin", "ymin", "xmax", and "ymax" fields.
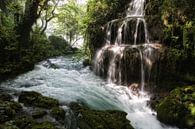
[{"xmin": 0, "ymin": 90, "xmax": 134, "ymax": 129}]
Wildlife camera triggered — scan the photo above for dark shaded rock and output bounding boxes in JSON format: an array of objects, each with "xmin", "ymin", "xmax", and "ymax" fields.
[
  {"xmin": 70, "ymin": 103, "xmax": 134, "ymax": 129},
  {"xmin": 36, "ymin": 96, "xmax": 59, "ymax": 109},
  {"xmin": 0, "ymin": 92, "xmax": 12, "ymax": 101},
  {"xmin": 31, "ymin": 121, "xmax": 57, "ymax": 129},
  {"xmin": 0, "ymin": 102, "xmax": 15, "ymax": 123},
  {"xmin": 32, "ymin": 110, "xmax": 47, "ymax": 119},
  {"xmin": 0, "ymin": 101, "xmax": 22, "ymax": 123},
  {"xmin": 83, "ymin": 58, "xmax": 91, "ymax": 67},
  {"xmin": 50, "ymin": 107, "xmax": 65, "ymax": 123},
  {"xmin": 156, "ymin": 86, "xmax": 195, "ymax": 128},
  {"xmin": 18, "ymin": 91, "xmax": 59, "ymax": 109},
  {"xmin": 43, "ymin": 60, "xmax": 60, "ymax": 69},
  {"xmin": 0, "ymin": 121, "xmax": 19, "ymax": 129},
  {"xmin": 14, "ymin": 115, "xmax": 35, "ymax": 129},
  {"xmin": 14, "ymin": 115, "xmax": 58, "ymax": 129}
]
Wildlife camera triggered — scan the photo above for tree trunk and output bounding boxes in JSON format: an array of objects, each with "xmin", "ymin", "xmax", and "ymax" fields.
[{"xmin": 16, "ymin": 0, "xmax": 40, "ymax": 49}]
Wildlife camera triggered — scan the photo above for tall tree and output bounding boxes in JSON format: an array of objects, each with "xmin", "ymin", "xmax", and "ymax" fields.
[{"xmin": 16, "ymin": 0, "xmax": 41, "ymax": 48}]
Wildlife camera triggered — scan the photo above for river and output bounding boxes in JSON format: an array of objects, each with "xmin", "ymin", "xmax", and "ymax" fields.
[{"xmin": 0, "ymin": 56, "xmax": 178, "ymax": 129}]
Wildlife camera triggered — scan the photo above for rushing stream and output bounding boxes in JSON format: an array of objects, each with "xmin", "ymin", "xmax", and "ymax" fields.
[{"xmin": 0, "ymin": 56, "xmax": 178, "ymax": 129}]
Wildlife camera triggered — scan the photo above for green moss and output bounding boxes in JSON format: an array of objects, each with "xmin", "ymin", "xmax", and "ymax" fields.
[
  {"xmin": 0, "ymin": 101, "xmax": 22, "ymax": 123},
  {"xmin": 14, "ymin": 116, "xmax": 35, "ymax": 129},
  {"xmin": 70, "ymin": 103, "xmax": 134, "ymax": 129},
  {"xmin": 50, "ymin": 107, "xmax": 65, "ymax": 122},
  {"xmin": 18, "ymin": 91, "xmax": 59, "ymax": 109},
  {"xmin": 32, "ymin": 110, "xmax": 47, "ymax": 119},
  {"xmin": 36, "ymin": 96, "xmax": 59, "ymax": 109},
  {"xmin": 0, "ymin": 93, "xmax": 12, "ymax": 101},
  {"xmin": 31, "ymin": 121, "xmax": 57, "ymax": 129},
  {"xmin": 0, "ymin": 121, "xmax": 19, "ymax": 129},
  {"xmin": 156, "ymin": 86, "xmax": 195, "ymax": 128},
  {"xmin": 14, "ymin": 116, "xmax": 58, "ymax": 129}
]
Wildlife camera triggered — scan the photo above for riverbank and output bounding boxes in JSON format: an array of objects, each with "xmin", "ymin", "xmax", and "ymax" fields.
[{"xmin": 0, "ymin": 88, "xmax": 134, "ymax": 129}]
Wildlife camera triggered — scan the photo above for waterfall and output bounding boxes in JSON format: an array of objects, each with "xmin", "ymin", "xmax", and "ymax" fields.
[{"xmin": 94, "ymin": 0, "xmax": 152, "ymax": 91}]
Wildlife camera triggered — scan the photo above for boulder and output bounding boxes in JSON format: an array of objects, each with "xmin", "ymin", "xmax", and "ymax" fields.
[
  {"xmin": 0, "ymin": 121, "xmax": 19, "ymax": 129},
  {"xmin": 50, "ymin": 107, "xmax": 65, "ymax": 123},
  {"xmin": 70, "ymin": 102, "xmax": 134, "ymax": 129},
  {"xmin": 31, "ymin": 121, "xmax": 57, "ymax": 129},
  {"xmin": 0, "ymin": 92, "xmax": 12, "ymax": 101},
  {"xmin": 14, "ymin": 115, "xmax": 35, "ymax": 129},
  {"xmin": 0, "ymin": 101, "xmax": 22, "ymax": 123},
  {"xmin": 156, "ymin": 86, "xmax": 195, "ymax": 128},
  {"xmin": 32, "ymin": 110, "xmax": 47, "ymax": 119},
  {"xmin": 19, "ymin": 91, "xmax": 59, "ymax": 109}
]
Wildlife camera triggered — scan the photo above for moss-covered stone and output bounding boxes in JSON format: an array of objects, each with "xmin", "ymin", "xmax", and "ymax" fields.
[
  {"xmin": 32, "ymin": 110, "xmax": 47, "ymax": 119},
  {"xmin": 31, "ymin": 121, "xmax": 57, "ymax": 129},
  {"xmin": 0, "ymin": 101, "xmax": 22, "ymax": 123},
  {"xmin": 156, "ymin": 86, "xmax": 195, "ymax": 128},
  {"xmin": 14, "ymin": 116, "xmax": 58, "ymax": 129},
  {"xmin": 0, "ymin": 90, "xmax": 64, "ymax": 129},
  {"xmin": 70, "ymin": 103, "xmax": 134, "ymax": 129},
  {"xmin": 0, "ymin": 121, "xmax": 19, "ymax": 129},
  {"xmin": 14, "ymin": 115, "xmax": 35, "ymax": 129},
  {"xmin": 0, "ymin": 92, "xmax": 12, "ymax": 101},
  {"xmin": 50, "ymin": 107, "xmax": 65, "ymax": 123},
  {"xmin": 18, "ymin": 91, "xmax": 59, "ymax": 109}
]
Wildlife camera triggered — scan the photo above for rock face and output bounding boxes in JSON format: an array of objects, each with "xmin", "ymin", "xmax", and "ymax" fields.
[
  {"xmin": 156, "ymin": 86, "xmax": 195, "ymax": 129},
  {"xmin": 70, "ymin": 103, "xmax": 134, "ymax": 129}
]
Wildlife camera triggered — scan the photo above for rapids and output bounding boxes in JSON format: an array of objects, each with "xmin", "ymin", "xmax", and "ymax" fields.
[{"xmin": 0, "ymin": 56, "xmax": 178, "ymax": 129}]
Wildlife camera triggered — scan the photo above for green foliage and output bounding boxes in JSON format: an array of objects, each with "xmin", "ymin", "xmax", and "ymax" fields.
[
  {"xmin": 55, "ymin": 0, "xmax": 86, "ymax": 45},
  {"xmin": 161, "ymin": 0, "xmax": 195, "ymax": 50},
  {"xmin": 48, "ymin": 35, "xmax": 69, "ymax": 51},
  {"xmin": 183, "ymin": 21, "xmax": 195, "ymax": 56},
  {"xmin": 31, "ymin": 29, "xmax": 58, "ymax": 62}
]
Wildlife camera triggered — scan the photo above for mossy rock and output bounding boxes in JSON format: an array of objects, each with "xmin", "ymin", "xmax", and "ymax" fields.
[
  {"xmin": 83, "ymin": 58, "xmax": 91, "ymax": 67},
  {"xmin": 14, "ymin": 115, "xmax": 35, "ymax": 129},
  {"xmin": 32, "ymin": 110, "xmax": 47, "ymax": 119},
  {"xmin": 156, "ymin": 86, "xmax": 195, "ymax": 128},
  {"xmin": 14, "ymin": 115, "xmax": 58, "ymax": 129},
  {"xmin": 0, "ymin": 121, "xmax": 19, "ymax": 129},
  {"xmin": 70, "ymin": 103, "xmax": 134, "ymax": 129},
  {"xmin": 31, "ymin": 121, "xmax": 57, "ymax": 129},
  {"xmin": 18, "ymin": 91, "xmax": 59, "ymax": 109},
  {"xmin": 50, "ymin": 107, "xmax": 65, "ymax": 123},
  {"xmin": 0, "ymin": 92, "xmax": 12, "ymax": 101},
  {"xmin": 0, "ymin": 101, "xmax": 22, "ymax": 123}
]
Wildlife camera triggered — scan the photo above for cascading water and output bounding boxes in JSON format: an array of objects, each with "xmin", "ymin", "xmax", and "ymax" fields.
[
  {"xmin": 93, "ymin": 0, "xmax": 179, "ymax": 129},
  {"xmin": 94, "ymin": 0, "xmax": 150, "ymax": 88}
]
